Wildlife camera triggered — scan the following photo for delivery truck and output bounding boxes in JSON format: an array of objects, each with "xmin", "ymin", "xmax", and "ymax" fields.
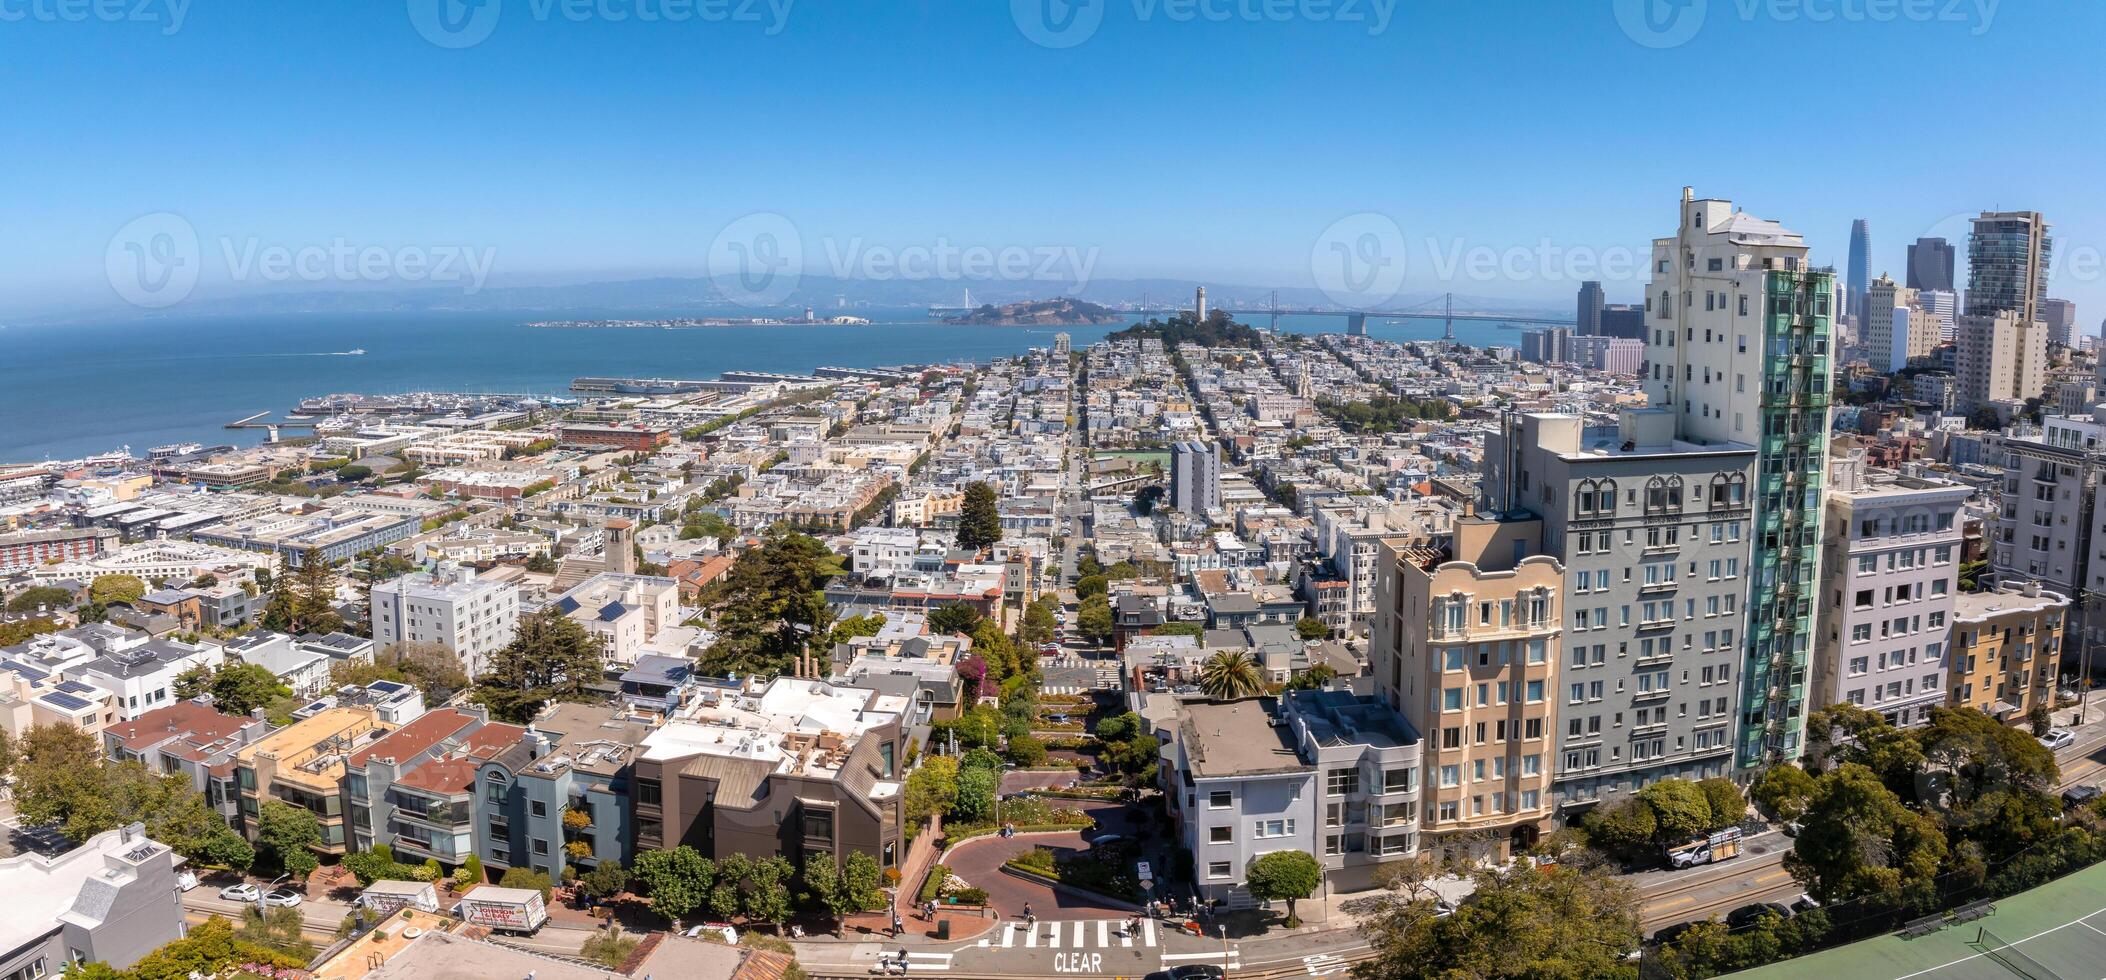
[
  {"xmin": 359, "ymin": 880, "xmax": 441, "ymax": 917},
  {"xmin": 454, "ymin": 885, "xmax": 549, "ymax": 934},
  {"xmin": 1666, "ymin": 826, "xmax": 1744, "ymax": 869}
]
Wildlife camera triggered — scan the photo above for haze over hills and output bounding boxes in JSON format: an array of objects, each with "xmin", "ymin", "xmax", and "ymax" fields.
[{"xmin": 32, "ymin": 272, "xmax": 1566, "ymax": 325}]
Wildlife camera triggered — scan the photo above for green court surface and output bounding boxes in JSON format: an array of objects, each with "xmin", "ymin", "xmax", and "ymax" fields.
[{"xmin": 1731, "ymin": 861, "xmax": 2106, "ymax": 979}]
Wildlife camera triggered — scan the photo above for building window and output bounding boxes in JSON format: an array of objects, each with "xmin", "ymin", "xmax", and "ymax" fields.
[
  {"xmin": 1209, "ymin": 790, "xmax": 1232, "ymax": 808},
  {"xmin": 1210, "ymin": 825, "xmax": 1232, "ymax": 844},
  {"xmin": 635, "ymin": 778, "xmax": 662, "ymax": 808},
  {"xmin": 1326, "ymin": 768, "xmax": 1360, "ymax": 796},
  {"xmin": 1207, "ymin": 861, "xmax": 1232, "ymax": 878},
  {"xmin": 802, "ymin": 808, "xmax": 835, "ymax": 842}
]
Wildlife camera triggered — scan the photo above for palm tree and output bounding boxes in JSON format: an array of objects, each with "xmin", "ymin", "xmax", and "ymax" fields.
[{"xmin": 1199, "ymin": 651, "xmax": 1265, "ymax": 701}]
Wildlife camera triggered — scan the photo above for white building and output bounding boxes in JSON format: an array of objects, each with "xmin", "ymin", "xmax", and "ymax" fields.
[
  {"xmin": 65, "ymin": 638, "xmax": 224, "ymax": 721},
  {"xmin": 1813, "ymin": 454, "xmax": 1967, "ymax": 727},
  {"xmin": 550, "ymin": 572, "xmax": 681, "ymax": 668},
  {"xmin": 371, "ymin": 563, "xmax": 521, "ymax": 679}
]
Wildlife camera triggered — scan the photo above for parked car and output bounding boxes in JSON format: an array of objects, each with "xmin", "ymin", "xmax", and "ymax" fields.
[
  {"xmin": 1160, "ymin": 967, "xmax": 1226, "ymax": 980},
  {"xmin": 1086, "ymin": 832, "xmax": 1128, "ymax": 849},
  {"xmin": 2041, "ymin": 729, "xmax": 2078, "ymax": 751},
  {"xmin": 2063, "ymin": 784, "xmax": 2102, "ymax": 807},
  {"xmin": 1725, "ymin": 902, "xmax": 1792, "ymax": 929},
  {"xmin": 176, "ymin": 871, "xmax": 199, "ymax": 892},
  {"xmin": 1789, "ymin": 894, "xmax": 1822, "ymax": 915},
  {"xmin": 262, "ymin": 888, "xmax": 303, "ymax": 908},
  {"xmin": 218, "ymin": 883, "xmax": 261, "ymax": 903}
]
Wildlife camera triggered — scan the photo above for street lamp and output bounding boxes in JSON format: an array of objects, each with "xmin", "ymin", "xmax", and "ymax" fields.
[{"xmin": 1218, "ymin": 923, "xmax": 1232, "ymax": 977}]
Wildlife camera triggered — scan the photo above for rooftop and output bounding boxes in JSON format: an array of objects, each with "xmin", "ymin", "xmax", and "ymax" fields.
[{"xmin": 1180, "ymin": 698, "xmax": 1307, "ymax": 780}]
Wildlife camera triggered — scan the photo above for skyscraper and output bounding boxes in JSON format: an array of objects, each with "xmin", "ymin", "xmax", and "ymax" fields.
[
  {"xmin": 1907, "ymin": 237, "xmax": 1956, "ymax": 292},
  {"xmin": 1846, "ymin": 219, "xmax": 1871, "ymax": 319},
  {"xmin": 1864, "ymin": 274, "xmax": 1916, "ymax": 374},
  {"xmin": 1576, "ymin": 281, "xmax": 1605, "ymax": 336},
  {"xmin": 2041, "ymin": 298, "xmax": 2077, "ymax": 348},
  {"xmin": 1967, "ymin": 210, "xmax": 2052, "ymax": 324},
  {"xmin": 1643, "ymin": 188, "xmax": 1834, "ymax": 769}
]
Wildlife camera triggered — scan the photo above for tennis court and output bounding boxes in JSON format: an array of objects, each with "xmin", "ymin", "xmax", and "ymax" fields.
[{"xmin": 1729, "ymin": 860, "xmax": 2106, "ymax": 979}]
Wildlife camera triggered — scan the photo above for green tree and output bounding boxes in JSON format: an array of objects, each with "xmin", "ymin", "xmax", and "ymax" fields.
[
  {"xmin": 4, "ymin": 586, "xmax": 75, "ymax": 614},
  {"xmin": 1074, "ymin": 575, "xmax": 1108, "ymax": 599},
  {"xmin": 1076, "ymin": 594, "xmax": 1113, "ymax": 646},
  {"xmin": 1358, "ymin": 861, "xmax": 1639, "ymax": 979},
  {"xmin": 207, "ymin": 663, "xmax": 293, "ymax": 717},
  {"xmin": 578, "ymin": 861, "xmax": 630, "ymax": 900},
  {"xmin": 580, "ymin": 924, "xmax": 640, "ymax": 969},
  {"xmin": 476, "ymin": 607, "xmax": 605, "ymax": 722},
  {"xmin": 1697, "ymin": 777, "xmax": 1746, "ymax": 830},
  {"xmin": 632, "ymin": 846, "xmax": 714, "ymax": 923},
  {"xmin": 1295, "ymin": 616, "xmax": 1330, "ymax": 641},
  {"xmin": 1284, "ymin": 663, "xmax": 1337, "ymax": 692},
  {"xmin": 89, "ymin": 574, "xmax": 147, "ymax": 606},
  {"xmin": 1019, "ymin": 597, "xmax": 1059, "ymax": 650},
  {"xmin": 801, "ymin": 854, "xmax": 853, "ymax": 934},
  {"xmin": 1199, "ymin": 651, "xmax": 1265, "ymax": 701},
  {"xmin": 711, "ymin": 853, "xmax": 750, "ymax": 920},
  {"xmin": 1749, "ymin": 763, "xmax": 1817, "ymax": 821},
  {"xmin": 903, "ymin": 755, "xmax": 960, "ymax": 821},
  {"xmin": 953, "ymin": 766, "xmax": 998, "ymax": 823},
  {"xmin": 1638, "ymin": 779, "xmax": 1715, "ymax": 842},
  {"xmin": 843, "ymin": 851, "xmax": 886, "ymax": 913},
  {"xmin": 1581, "ymin": 797, "xmax": 1657, "ymax": 858},
  {"xmin": 1005, "ymin": 734, "xmax": 1048, "ymax": 768},
  {"xmin": 500, "ymin": 866, "xmax": 555, "ymax": 901},
  {"xmin": 699, "ymin": 528, "xmax": 842, "ymax": 678},
  {"xmin": 743, "ymin": 856, "xmax": 796, "ymax": 930},
  {"xmin": 1785, "ymin": 763, "xmax": 1947, "ymax": 908},
  {"xmin": 125, "ymin": 915, "xmax": 305, "ymax": 980},
  {"xmin": 955, "ymin": 482, "xmax": 1002, "ymax": 552},
  {"xmin": 525, "ymin": 552, "xmax": 558, "ymax": 574},
  {"xmin": 13, "ymin": 723, "xmax": 111, "ymax": 834},
  {"xmin": 1245, "ymin": 850, "xmax": 1323, "ymax": 927},
  {"xmin": 927, "ymin": 603, "xmax": 984, "ymax": 637},
  {"xmin": 256, "ymin": 801, "xmax": 321, "ymax": 879}
]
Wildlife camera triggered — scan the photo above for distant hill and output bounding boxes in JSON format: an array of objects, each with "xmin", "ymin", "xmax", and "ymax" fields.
[
  {"xmin": 1108, "ymin": 310, "xmax": 1265, "ymax": 348},
  {"xmin": 940, "ymin": 298, "xmax": 1125, "ymax": 325}
]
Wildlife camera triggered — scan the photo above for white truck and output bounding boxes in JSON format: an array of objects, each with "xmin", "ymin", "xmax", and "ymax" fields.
[
  {"xmin": 360, "ymin": 880, "xmax": 441, "ymax": 917},
  {"xmin": 454, "ymin": 885, "xmax": 549, "ymax": 934},
  {"xmin": 1666, "ymin": 827, "xmax": 1744, "ymax": 869}
]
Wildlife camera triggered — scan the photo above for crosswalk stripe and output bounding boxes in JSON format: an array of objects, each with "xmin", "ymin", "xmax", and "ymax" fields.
[
  {"xmin": 1072, "ymin": 921, "xmax": 1084, "ymax": 946},
  {"xmin": 1000, "ymin": 923, "xmax": 1016, "ymax": 947},
  {"xmin": 1026, "ymin": 922, "xmax": 1039, "ymax": 948},
  {"xmin": 1143, "ymin": 918, "xmax": 1157, "ymax": 947},
  {"xmin": 1163, "ymin": 951, "xmax": 1241, "ymax": 963},
  {"xmin": 1097, "ymin": 920, "xmax": 1108, "ymax": 947},
  {"xmin": 1047, "ymin": 921, "xmax": 1059, "ymax": 948}
]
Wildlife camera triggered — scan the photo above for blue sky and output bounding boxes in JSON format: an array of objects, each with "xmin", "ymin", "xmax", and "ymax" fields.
[{"xmin": 4, "ymin": 0, "xmax": 2100, "ymax": 318}]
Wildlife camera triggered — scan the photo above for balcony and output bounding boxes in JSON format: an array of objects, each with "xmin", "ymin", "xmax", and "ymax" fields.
[
  {"xmin": 1631, "ymin": 688, "xmax": 1672, "ymax": 704},
  {"xmin": 393, "ymin": 801, "xmax": 471, "ymax": 829}
]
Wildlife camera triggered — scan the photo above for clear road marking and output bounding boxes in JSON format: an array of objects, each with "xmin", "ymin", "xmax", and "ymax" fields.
[
  {"xmin": 1048, "ymin": 921, "xmax": 1060, "ymax": 948},
  {"xmin": 1026, "ymin": 922, "xmax": 1040, "ymax": 948},
  {"xmin": 904, "ymin": 951, "xmax": 953, "ymax": 972},
  {"xmin": 1096, "ymin": 920, "xmax": 1108, "ymax": 947},
  {"xmin": 1162, "ymin": 950, "xmax": 1241, "ymax": 963},
  {"xmin": 1143, "ymin": 917, "xmax": 1157, "ymax": 947},
  {"xmin": 1000, "ymin": 923, "xmax": 1017, "ymax": 947}
]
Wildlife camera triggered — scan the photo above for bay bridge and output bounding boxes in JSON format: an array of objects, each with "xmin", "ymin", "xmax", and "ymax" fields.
[{"xmin": 929, "ymin": 291, "xmax": 1574, "ymax": 340}]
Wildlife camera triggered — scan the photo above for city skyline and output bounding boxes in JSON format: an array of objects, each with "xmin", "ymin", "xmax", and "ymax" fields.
[{"xmin": 6, "ymin": 3, "xmax": 2104, "ymax": 319}]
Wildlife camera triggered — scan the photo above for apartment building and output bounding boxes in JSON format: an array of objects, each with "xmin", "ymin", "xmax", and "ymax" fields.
[
  {"xmin": 233, "ymin": 706, "xmax": 393, "ymax": 855},
  {"xmin": 1486, "ymin": 409, "xmax": 1753, "ymax": 810},
  {"xmin": 1948, "ymin": 584, "xmax": 2067, "ymax": 724},
  {"xmin": 1992, "ymin": 411, "xmax": 2103, "ymax": 597},
  {"xmin": 1955, "ymin": 311, "xmax": 2047, "ymax": 413},
  {"xmin": 633, "ymin": 678, "xmax": 909, "ymax": 873},
  {"xmin": 103, "ymin": 701, "xmax": 269, "ymax": 828},
  {"xmin": 67, "ymin": 638, "xmax": 224, "ymax": 721},
  {"xmin": 1165, "ymin": 690, "xmax": 1422, "ymax": 904},
  {"xmin": 549, "ymin": 572, "xmax": 681, "ymax": 668},
  {"xmin": 1641, "ymin": 188, "xmax": 1835, "ymax": 769},
  {"xmin": 1813, "ymin": 455, "xmax": 1967, "ymax": 727},
  {"xmin": 1375, "ymin": 513, "xmax": 1559, "ymax": 861},
  {"xmin": 372, "ymin": 563, "xmax": 521, "ymax": 679},
  {"xmin": 474, "ymin": 703, "xmax": 653, "ymax": 883},
  {"xmin": 343, "ymin": 707, "xmax": 516, "ymax": 867},
  {"xmin": 0, "ymin": 824, "xmax": 185, "ymax": 977}
]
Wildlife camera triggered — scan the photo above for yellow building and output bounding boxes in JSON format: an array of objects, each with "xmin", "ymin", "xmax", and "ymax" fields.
[
  {"xmin": 1948, "ymin": 584, "xmax": 2067, "ymax": 724},
  {"xmin": 233, "ymin": 706, "xmax": 390, "ymax": 854},
  {"xmin": 1374, "ymin": 512, "xmax": 1562, "ymax": 863}
]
